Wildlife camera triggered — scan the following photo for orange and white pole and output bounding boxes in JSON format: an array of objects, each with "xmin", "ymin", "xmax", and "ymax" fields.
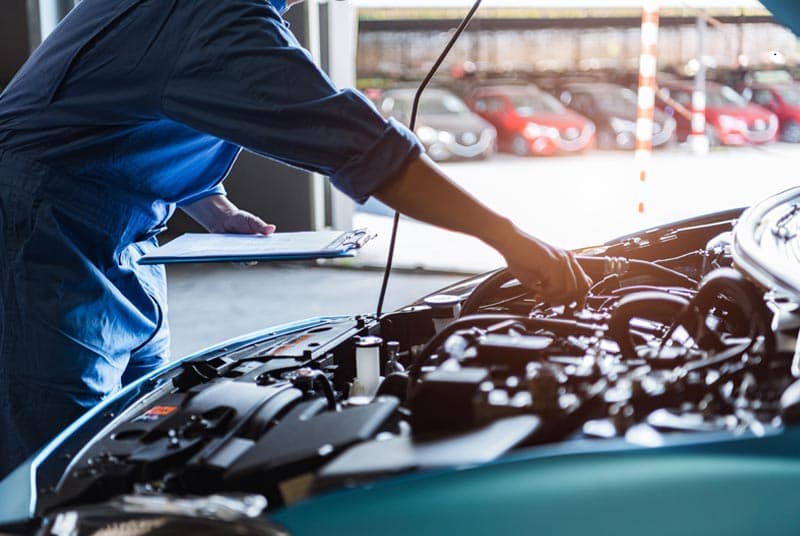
[
  {"xmin": 635, "ymin": 4, "xmax": 659, "ymax": 214},
  {"xmin": 688, "ymin": 16, "xmax": 710, "ymax": 154}
]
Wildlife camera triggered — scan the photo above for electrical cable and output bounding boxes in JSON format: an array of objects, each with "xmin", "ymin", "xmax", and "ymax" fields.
[{"xmin": 375, "ymin": 0, "xmax": 483, "ymax": 319}]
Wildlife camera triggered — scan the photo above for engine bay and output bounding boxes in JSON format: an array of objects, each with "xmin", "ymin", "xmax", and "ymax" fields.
[{"xmin": 27, "ymin": 198, "xmax": 800, "ymax": 530}]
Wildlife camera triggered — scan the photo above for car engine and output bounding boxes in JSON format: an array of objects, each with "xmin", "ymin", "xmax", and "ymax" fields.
[{"xmin": 25, "ymin": 198, "xmax": 800, "ymax": 533}]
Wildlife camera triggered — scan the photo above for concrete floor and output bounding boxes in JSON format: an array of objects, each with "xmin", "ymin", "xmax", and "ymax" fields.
[{"xmin": 166, "ymin": 262, "xmax": 462, "ymax": 358}]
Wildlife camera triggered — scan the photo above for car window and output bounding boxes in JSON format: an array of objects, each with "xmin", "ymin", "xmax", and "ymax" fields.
[
  {"xmin": 672, "ymin": 90, "xmax": 691, "ymax": 108},
  {"xmin": 474, "ymin": 96, "xmax": 505, "ymax": 113},
  {"xmin": 592, "ymin": 87, "xmax": 636, "ymax": 115},
  {"xmin": 778, "ymin": 86, "xmax": 800, "ymax": 106},
  {"xmin": 419, "ymin": 92, "xmax": 471, "ymax": 115},
  {"xmin": 508, "ymin": 90, "xmax": 564, "ymax": 116},
  {"xmin": 380, "ymin": 95, "xmax": 409, "ymax": 118},
  {"xmin": 752, "ymin": 89, "xmax": 774, "ymax": 106},
  {"xmin": 707, "ymin": 86, "xmax": 748, "ymax": 107},
  {"xmin": 570, "ymin": 93, "xmax": 594, "ymax": 113}
]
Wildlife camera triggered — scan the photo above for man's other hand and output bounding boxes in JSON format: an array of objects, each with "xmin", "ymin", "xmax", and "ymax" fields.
[
  {"xmin": 181, "ymin": 194, "xmax": 275, "ymax": 235},
  {"xmin": 215, "ymin": 209, "xmax": 276, "ymax": 235}
]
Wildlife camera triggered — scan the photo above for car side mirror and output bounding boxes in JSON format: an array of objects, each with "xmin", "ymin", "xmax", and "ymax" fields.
[{"xmin": 741, "ymin": 88, "xmax": 753, "ymax": 101}]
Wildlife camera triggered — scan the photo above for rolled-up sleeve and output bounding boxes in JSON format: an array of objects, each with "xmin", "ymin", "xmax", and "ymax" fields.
[
  {"xmin": 161, "ymin": 0, "xmax": 423, "ymax": 203},
  {"xmin": 177, "ymin": 182, "xmax": 228, "ymax": 207}
]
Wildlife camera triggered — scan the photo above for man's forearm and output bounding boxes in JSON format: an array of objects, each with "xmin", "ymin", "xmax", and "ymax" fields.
[
  {"xmin": 181, "ymin": 194, "xmax": 239, "ymax": 232},
  {"xmin": 373, "ymin": 154, "xmax": 517, "ymax": 250}
]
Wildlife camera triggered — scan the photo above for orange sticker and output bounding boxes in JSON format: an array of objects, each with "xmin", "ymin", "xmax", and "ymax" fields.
[
  {"xmin": 269, "ymin": 334, "xmax": 312, "ymax": 356},
  {"xmin": 144, "ymin": 405, "xmax": 177, "ymax": 417}
]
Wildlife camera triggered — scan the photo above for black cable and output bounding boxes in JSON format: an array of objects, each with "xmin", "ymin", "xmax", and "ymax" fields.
[{"xmin": 375, "ymin": 0, "xmax": 483, "ymax": 319}]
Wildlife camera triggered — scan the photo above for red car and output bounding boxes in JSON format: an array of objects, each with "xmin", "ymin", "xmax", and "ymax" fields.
[
  {"xmin": 659, "ymin": 80, "xmax": 778, "ymax": 146},
  {"xmin": 748, "ymin": 83, "xmax": 800, "ymax": 142},
  {"xmin": 466, "ymin": 84, "xmax": 595, "ymax": 156}
]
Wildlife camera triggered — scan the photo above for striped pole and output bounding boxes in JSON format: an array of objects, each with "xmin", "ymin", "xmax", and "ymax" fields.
[
  {"xmin": 635, "ymin": 4, "xmax": 659, "ymax": 214},
  {"xmin": 688, "ymin": 16, "xmax": 710, "ymax": 154}
]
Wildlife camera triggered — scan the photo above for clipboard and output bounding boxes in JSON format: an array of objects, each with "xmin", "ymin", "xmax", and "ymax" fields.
[{"xmin": 138, "ymin": 228, "xmax": 376, "ymax": 265}]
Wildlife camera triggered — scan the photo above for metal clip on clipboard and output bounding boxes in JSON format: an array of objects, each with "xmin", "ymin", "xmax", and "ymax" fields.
[{"xmin": 326, "ymin": 228, "xmax": 377, "ymax": 252}]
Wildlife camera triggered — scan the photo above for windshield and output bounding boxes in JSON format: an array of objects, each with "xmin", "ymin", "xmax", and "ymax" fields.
[
  {"xmin": 419, "ymin": 92, "xmax": 471, "ymax": 115},
  {"xmin": 707, "ymin": 85, "xmax": 748, "ymax": 107},
  {"xmin": 509, "ymin": 90, "xmax": 565, "ymax": 116},
  {"xmin": 591, "ymin": 86, "xmax": 637, "ymax": 115},
  {"xmin": 779, "ymin": 86, "xmax": 800, "ymax": 106}
]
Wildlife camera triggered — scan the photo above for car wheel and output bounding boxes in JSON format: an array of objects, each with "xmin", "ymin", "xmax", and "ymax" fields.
[
  {"xmin": 781, "ymin": 120, "xmax": 800, "ymax": 143},
  {"xmin": 511, "ymin": 135, "xmax": 530, "ymax": 156}
]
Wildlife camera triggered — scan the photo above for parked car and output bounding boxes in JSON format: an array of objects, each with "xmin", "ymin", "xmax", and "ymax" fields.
[
  {"xmin": 466, "ymin": 84, "xmax": 595, "ymax": 156},
  {"xmin": 377, "ymin": 87, "xmax": 496, "ymax": 162},
  {"xmin": 748, "ymin": 82, "xmax": 800, "ymax": 142},
  {"xmin": 658, "ymin": 80, "xmax": 779, "ymax": 146},
  {"xmin": 558, "ymin": 82, "xmax": 677, "ymax": 150}
]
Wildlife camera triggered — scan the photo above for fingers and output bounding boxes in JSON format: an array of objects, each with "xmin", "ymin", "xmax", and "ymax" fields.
[
  {"xmin": 251, "ymin": 219, "xmax": 276, "ymax": 235},
  {"xmin": 243, "ymin": 212, "xmax": 275, "ymax": 235},
  {"xmin": 223, "ymin": 211, "xmax": 276, "ymax": 235},
  {"xmin": 523, "ymin": 251, "xmax": 593, "ymax": 306},
  {"xmin": 496, "ymin": 229, "xmax": 593, "ymax": 307}
]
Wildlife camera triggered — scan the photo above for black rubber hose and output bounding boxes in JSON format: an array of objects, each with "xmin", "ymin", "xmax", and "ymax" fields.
[
  {"xmin": 576, "ymin": 256, "xmax": 698, "ymax": 288},
  {"xmin": 607, "ymin": 291, "xmax": 691, "ymax": 360},
  {"xmin": 687, "ymin": 268, "xmax": 774, "ymax": 355},
  {"xmin": 460, "ymin": 268, "xmax": 519, "ymax": 317}
]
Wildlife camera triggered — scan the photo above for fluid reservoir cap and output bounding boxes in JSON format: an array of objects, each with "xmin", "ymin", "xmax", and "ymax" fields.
[
  {"xmin": 424, "ymin": 294, "xmax": 461, "ymax": 309},
  {"xmin": 355, "ymin": 335, "xmax": 383, "ymax": 348},
  {"xmin": 424, "ymin": 294, "xmax": 462, "ymax": 321}
]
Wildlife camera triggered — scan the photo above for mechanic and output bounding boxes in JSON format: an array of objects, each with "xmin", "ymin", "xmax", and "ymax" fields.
[{"xmin": 0, "ymin": 0, "xmax": 591, "ymax": 477}]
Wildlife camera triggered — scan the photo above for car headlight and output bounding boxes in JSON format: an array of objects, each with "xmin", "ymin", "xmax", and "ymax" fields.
[
  {"xmin": 524, "ymin": 123, "xmax": 558, "ymax": 138},
  {"xmin": 610, "ymin": 117, "xmax": 636, "ymax": 133},
  {"xmin": 437, "ymin": 130, "xmax": 455, "ymax": 144},
  {"xmin": 523, "ymin": 122, "xmax": 543, "ymax": 138},
  {"xmin": 717, "ymin": 115, "xmax": 747, "ymax": 131},
  {"xmin": 416, "ymin": 125, "xmax": 438, "ymax": 145}
]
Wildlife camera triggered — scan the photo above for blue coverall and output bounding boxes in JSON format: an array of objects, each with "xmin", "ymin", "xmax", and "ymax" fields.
[{"xmin": 0, "ymin": 0, "xmax": 421, "ymax": 476}]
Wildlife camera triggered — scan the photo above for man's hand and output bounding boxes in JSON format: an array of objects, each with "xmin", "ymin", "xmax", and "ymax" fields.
[
  {"xmin": 181, "ymin": 194, "xmax": 275, "ymax": 235},
  {"xmin": 211, "ymin": 208, "xmax": 276, "ymax": 235},
  {"xmin": 496, "ymin": 227, "xmax": 592, "ymax": 305}
]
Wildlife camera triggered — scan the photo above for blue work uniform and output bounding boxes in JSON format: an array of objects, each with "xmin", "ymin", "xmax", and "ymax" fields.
[{"xmin": 0, "ymin": 0, "xmax": 422, "ymax": 476}]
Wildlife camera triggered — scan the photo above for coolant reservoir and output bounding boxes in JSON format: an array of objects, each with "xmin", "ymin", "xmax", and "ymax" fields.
[
  {"xmin": 424, "ymin": 294, "xmax": 462, "ymax": 333},
  {"xmin": 351, "ymin": 336, "xmax": 383, "ymax": 397}
]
